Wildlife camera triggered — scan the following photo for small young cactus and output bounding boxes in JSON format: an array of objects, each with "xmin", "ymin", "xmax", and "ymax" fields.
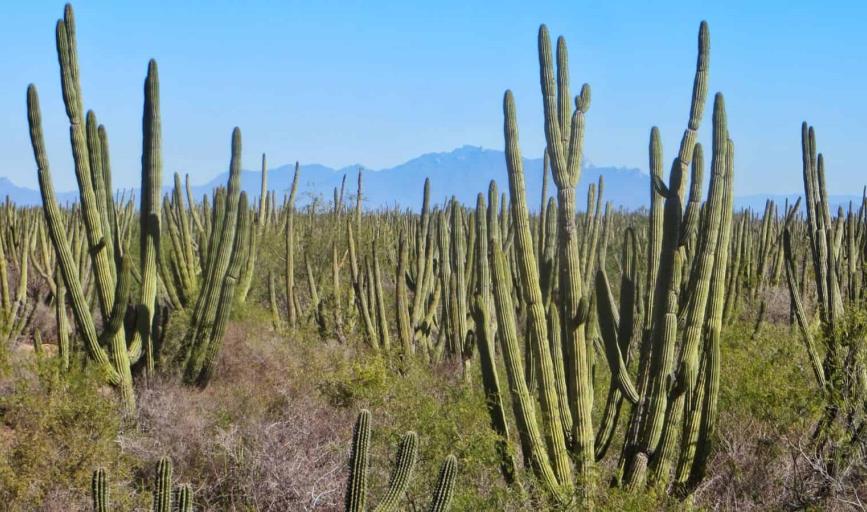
[
  {"xmin": 91, "ymin": 468, "xmax": 109, "ymax": 512},
  {"xmin": 153, "ymin": 456, "xmax": 173, "ymax": 512},
  {"xmin": 427, "ymin": 455, "xmax": 457, "ymax": 512},
  {"xmin": 345, "ymin": 409, "xmax": 371, "ymax": 512},
  {"xmin": 344, "ymin": 410, "xmax": 456, "ymax": 512}
]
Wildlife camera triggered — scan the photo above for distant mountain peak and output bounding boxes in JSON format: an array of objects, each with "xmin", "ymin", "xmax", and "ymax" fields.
[{"xmin": 1, "ymin": 146, "xmax": 653, "ymax": 210}]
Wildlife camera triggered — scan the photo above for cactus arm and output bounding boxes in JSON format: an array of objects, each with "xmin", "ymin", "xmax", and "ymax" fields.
[
  {"xmin": 91, "ymin": 468, "xmax": 109, "ymax": 512},
  {"xmin": 194, "ymin": 193, "xmax": 251, "ymax": 387},
  {"xmin": 783, "ymin": 229, "xmax": 827, "ymax": 389},
  {"xmin": 488, "ymin": 187, "xmax": 564, "ymax": 501},
  {"xmin": 153, "ymin": 457, "xmax": 173, "ymax": 512},
  {"xmin": 27, "ymin": 84, "xmax": 121, "ymax": 387},
  {"xmin": 503, "ymin": 90, "xmax": 573, "ymax": 488},
  {"xmin": 372, "ymin": 431, "xmax": 418, "ymax": 512},
  {"xmin": 427, "ymin": 455, "xmax": 458, "ymax": 512},
  {"xmin": 345, "ymin": 410, "xmax": 371, "ymax": 512}
]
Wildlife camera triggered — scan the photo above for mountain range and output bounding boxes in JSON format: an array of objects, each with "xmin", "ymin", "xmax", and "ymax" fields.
[{"xmin": 2, "ymin": 145, "xmax": 862, "ymax": 213}]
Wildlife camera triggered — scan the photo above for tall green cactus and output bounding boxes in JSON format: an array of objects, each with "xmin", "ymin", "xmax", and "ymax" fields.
[
  {"xmin": 487, "ymin": 179, "xmax": 564, "ymax": 501},
  {"xmin": 139, "ymin": 58, "xmax": 163, "ymax": 377},
  {"xmin": 25, "ymin": 3, "xmax": 167, "ymax": 410},
  {"xmin": 621, "ymin": 20, "xmax": 710, "ymax": 487},
  {"xmin": 471, "ymin": 192, "xmax": 517, "ymax": 485},
  {"xmin": 89, "ymin": 459, "xmax": 188, "ymax": 512},
  {"xmin": 503, "ymin": 89, "xmax": 573, "ymax": 490},
  {"xmin": 28, "ymin": 83, "xmax": 136, "ymax": 411},
  {"xmin": 181, "ymin": 128, "xmax": 245, "ymax": 384},
  {"xmin": 537, "ymin": 25, "xmax": 596, "ymax": 482},
  {"xmin": 372, "ymin": 432, "xmax": 418, "ymax": 512}
]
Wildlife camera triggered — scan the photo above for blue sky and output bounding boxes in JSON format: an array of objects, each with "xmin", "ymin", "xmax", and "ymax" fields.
[{"xmin": 2, "ymin": 1, "xmax": 865, "ymax": 195}]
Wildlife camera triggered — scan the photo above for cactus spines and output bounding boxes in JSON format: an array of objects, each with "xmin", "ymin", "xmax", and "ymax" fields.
[
  {"xmin": 427, "ymin": 455, "xmax": 457, "ymax": 512},
  {"xmin": 345, "ymin": 409, "xmax": 371, "ymax": 512},
  {"xmin": 175, "ymin": 484, "xmax": 193, "ymax": 512},
  {"xmin": 372, "ymin": 431, "xmax": 418, "ymax": 512},
  {"xmin": 153, "ymin": 456, "xmax": 173, "ymax": 512},
  {"xmin": 91, "ymin": 468, "xmax": 109, "ymax": 512}
]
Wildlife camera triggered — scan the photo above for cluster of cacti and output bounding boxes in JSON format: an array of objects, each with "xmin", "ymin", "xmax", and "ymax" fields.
[
  {"xmin": 345, "ymin": 409, "xmax": 457, "ymax": 512},
  {"xmin": 466, "ymin": 20, "xmax": 735, "ymax": 502},
  {"xmin": 0, "ymin": 210, "xmax": 38, "ymax": 345},
  {"xmin": 782, "ymin": 123, "xmax": 867, "ymax": 469},
  {"xmin": 90, "ymin": 457, "xmax": 194, "ymax": 512},
  {"xmin": 174, "ymin": 128, "xmax": 253, "ymax": 387},
  {"xmin": 25, "ymin": 4, "xmax": 165, "ymax": 411},
  {"xmin": 8, "ymin": 3, "xmax": 867, "ymax": 509}
]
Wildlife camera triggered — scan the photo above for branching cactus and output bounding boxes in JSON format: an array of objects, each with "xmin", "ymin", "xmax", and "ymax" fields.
[
  {"xmin": 783, "ymin": 123, "xmax": 866, "ymax": 463},
  {"xmin": 25, "ymin": 4, "xmax": 165, "ymax": 409},
  {"xmin": 180, "ymin": 129, "xmax": 251, "ymax": 387}
]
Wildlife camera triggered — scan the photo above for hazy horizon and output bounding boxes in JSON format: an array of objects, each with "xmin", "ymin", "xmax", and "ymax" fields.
[{"xmin": 2, "ymin": 1, "xmax": 865, "ymax": 196}]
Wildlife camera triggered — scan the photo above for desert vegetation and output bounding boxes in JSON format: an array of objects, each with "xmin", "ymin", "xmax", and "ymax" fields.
[{"xmin": 0, "ymin": 4, "xmax": 865, "ymax": 511}]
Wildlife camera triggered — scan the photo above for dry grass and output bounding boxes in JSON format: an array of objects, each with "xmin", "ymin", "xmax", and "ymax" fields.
[{"xmin": 122, "ymin": 324, "xmax": 355, "ymax": 511}]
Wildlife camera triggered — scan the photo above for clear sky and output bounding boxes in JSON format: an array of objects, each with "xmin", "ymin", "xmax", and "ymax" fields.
[{"xmin": 1, "ymin": 1, "xmax": 865, "ymax": 195}]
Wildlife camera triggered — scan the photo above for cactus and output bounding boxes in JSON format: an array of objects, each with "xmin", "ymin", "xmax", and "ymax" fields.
[
  {"xmin": 594, "ymin": 228, "xmax": 639, "ymax": 461},
  {"xmin": 28, "ymin": 82, "xmax": 136, "ymax": 411},
  {"xmin": 237, "ymin": 153, "xmax": 268, "ymax": 302},
  {"xmin": 784, "ymin": 123, "xmax": 866, "ymax": 455},
  {"xmin": 537, "ymin": 24, "xmax": 596, "ymax": 482},
  {"xmin": 372, "ymin": 432, "xmax": 418, "ymax": 512},
  {"xmin": 427, "ymin": 455, "xmax": 457, "ymax": 512},
  {"xmin": 286, "ymin": 162, "xmax": 301, "ymax": 329},
  {"xmin": 487, "ymin": 176, "xmax": 564, "ymax": 500},
  {"xmin": 153, "ymin": 456, "xmax": 173, "ymax": 512},
  {"xmin": 89, "ymin": 459, "xmax": 188, "ymax": 512},
  {"xmin": 139, "ymin": 58, "xmax": 163, "ymax": 377},
  {"xmin": 91, "ymin": 468, "xmax": 109, "ymax": 512},
  {"xmin": 192, "ymin": 191, "xmax": 252, "ymax": 387},
  {"xmin": 175, "ymin": 484, "xmax": 194, "ymax": 512},
  {"xmin": 503, "ymin": 89, "xmax": 573, "ymax": 489},
  {"xmin": 344, "ymin": 409, "xmax": 452, "ymax": 512},
  {"xmin": 345, "ymin": 409, "xmax": 372, "ymax": 512},
  {"xmin": 621, "ymin": 20, "xmax": 710, "ymax": 487},
  {"xmin": 180, "ymin": 128, "xmax": 246, "ymax": 384},
  {"xmin": 396, "ymin": 230, "xmax": 413, "ymax": 354}
]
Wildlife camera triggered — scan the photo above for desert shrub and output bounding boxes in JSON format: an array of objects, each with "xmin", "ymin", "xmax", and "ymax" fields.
[{"xmin": 0, "ymin": 355, "xmax": 143, "ymax": 511}]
